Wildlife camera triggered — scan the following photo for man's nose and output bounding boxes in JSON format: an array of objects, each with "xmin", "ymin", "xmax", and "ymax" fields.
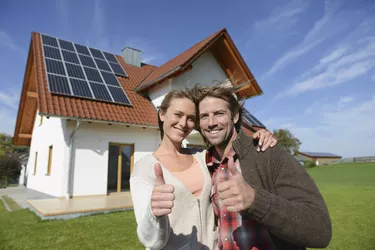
[{"xmin": 208, "ymin": 115, "xmax": 217, "ymax": 127}]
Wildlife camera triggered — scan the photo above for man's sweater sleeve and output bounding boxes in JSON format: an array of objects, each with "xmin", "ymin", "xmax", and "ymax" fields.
[
  {"xmin": 247, "ymin": 146, "xmax": 332, "ymax": 248},
  {"xmin": 130, "ymin": 176, "xmax": 170, "ymax": 249}
]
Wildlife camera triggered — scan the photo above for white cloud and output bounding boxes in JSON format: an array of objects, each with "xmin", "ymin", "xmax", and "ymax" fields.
[
  {"xmin": 0, "ymin": 90, "xmax": 19, "ymax": 109},
  {"xmin": 268, "ymin": 96, "xmax": 375, "ymax": 157},
  {"xmin": 0, "ymin": 108, "xmax": 16, "ymax": 135},
  {"xmin": 262, "ymin": 0, "xmax": 355, "ymax": 79},
  {"xmin": 320, "ymin": 46, "xmax": 348, "ymax": 64},
  {"xmin": 0, "ymin": 30, "xmax": 24, "ymax": 56},
  {"xmin": 276, "ymin": 27, "xmax": 375, "ymax": 98},
  {"xmin": 250, "ymin": 0, "xmax": 308, "ymax": 38}
]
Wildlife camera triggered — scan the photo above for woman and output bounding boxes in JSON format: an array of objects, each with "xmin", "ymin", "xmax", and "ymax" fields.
[{"xmin": 130, "ymin": 88, "xmax": 276, "ymax": 250}]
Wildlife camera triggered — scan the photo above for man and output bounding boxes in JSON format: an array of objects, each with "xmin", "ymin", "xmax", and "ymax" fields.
[{"xmin": 194, "ymin": 84, "xmax": 332, "ymax": 250}]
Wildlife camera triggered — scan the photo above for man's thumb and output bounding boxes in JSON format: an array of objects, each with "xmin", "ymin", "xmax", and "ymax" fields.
[
  {"xmin": 228, "ymin": 162, "xmax": 240, "ymax": 177},
  {"xmin": 154, "ymin": 163, "xmax": 165, "ymax": 185}
]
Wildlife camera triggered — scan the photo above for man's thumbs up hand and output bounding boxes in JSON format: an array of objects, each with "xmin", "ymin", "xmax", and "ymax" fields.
[
  {"xmin": 217, "ymin": 163, "xmax": 255, "ymax": 213},
  {"xmin": 151, "ymin": 163, "xmax": 175, "ymax": 217}
]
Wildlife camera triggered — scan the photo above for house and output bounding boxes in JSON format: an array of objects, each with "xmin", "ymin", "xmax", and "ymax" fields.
[
  {"xmin": 13, "ymin": 28, "xmax": 267, "ymax": 199},
  {"xmin": 295, "ymin": 152, "xmax": 342, "ymax": 165}
]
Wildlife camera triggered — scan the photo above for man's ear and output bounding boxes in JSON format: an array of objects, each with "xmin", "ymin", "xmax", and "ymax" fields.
[{"xmin": 233, "ymin": 111, "xmax": 239, "ymax": 124}]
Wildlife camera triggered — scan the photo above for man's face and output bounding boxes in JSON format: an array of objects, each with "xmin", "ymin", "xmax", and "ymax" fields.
[{"xmin": 199, "ymin": 97, "xmax": 239, "ymax": 148}]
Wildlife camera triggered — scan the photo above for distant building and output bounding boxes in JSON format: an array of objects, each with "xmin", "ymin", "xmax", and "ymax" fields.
[{"xmin": 295, "ymin": 152, "xmax": 342, "ymax": 165}]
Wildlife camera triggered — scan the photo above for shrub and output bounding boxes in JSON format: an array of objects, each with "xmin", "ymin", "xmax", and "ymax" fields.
[
  {"xmin": 303, "ymin": 160, "xmax": 316, "ymax": 168},
  {"xmin": 0, "ymin": 154, "xmax": 21, "ymax": 188}
]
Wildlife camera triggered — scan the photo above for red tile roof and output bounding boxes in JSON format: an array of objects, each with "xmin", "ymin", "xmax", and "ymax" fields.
[{"xmin": 136, "ymin": 28, "xmax": 225, "ymax": 91}]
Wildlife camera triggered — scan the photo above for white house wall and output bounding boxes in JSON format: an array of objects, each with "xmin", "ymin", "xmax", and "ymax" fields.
[
  {"xmin": 148, "ymin": 50, "xmax": 229, "ymax": 109},
  {"xmin": 25, "ymin": 113, "xmax": 68, "ymax": 197},
  {"xmin": 66, "ymin": 121, "xmax": 160, "ymax": 197}
]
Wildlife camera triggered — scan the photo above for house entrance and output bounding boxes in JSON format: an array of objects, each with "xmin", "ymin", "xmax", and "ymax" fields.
[{"xmin": 107, "ymin": 143, "xmax": 134, "ymax": 193}]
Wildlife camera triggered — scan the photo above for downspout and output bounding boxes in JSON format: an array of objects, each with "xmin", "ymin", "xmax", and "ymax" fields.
[{"xmin": 66, "ymin": 119, "xmax": 81, "ymax": 199}]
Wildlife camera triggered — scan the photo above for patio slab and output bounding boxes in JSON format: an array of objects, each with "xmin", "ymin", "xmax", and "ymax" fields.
[
  {"xmin": 27, "ymin": 192, "xmax": 133, "ymax": 220},
  {"xmin": 0, "ymin": 186, "xmax": 54, "ymax": 209}
]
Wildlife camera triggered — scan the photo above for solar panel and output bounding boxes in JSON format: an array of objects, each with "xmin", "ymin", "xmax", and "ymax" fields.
[
  {"xmin": 43, "ymin": 46, "xmax": 61, "ymax": 60},
  {"xmin": 74, "ymin": 43, "xmax": 90, "ymax": 55},
  {"xmin": 59, "ymin": 39, "xmax": 75, "ymax": 52},
  {"xmin": 95, "ymin": 58, "xmax": 111, "ymax": 72},
  {"xmin": 48, "ymin": 74, "xmax": 71, "ymax": 95},
  {"xmin": 65, "ymin": 63, "xmax": 85, "ymax": 79},
  {"xmin": 42, "ymin": 34, "xmax": 58, "ymax": 47},
  {"xmin": 41, "ymin": 33, "xmax": 130, "ymax": 106},
  {"xmin": 89, "ymin": 82, "xmax": 112, "ymax": 101},
  {"xmin": 101, "ymin": 71, "xmax": 120, "ymax": 86},
  {"xmin": 84, "ymin": 67, "xmax": 103, "ymax": 83},
  {"xmin": 62, "ymin": 50, "xmax": 80, "ymax": 64},
  {"xmin": 70, "ymin": 78, "xmax": 93, "ymax": 98},
  {"xmin": 108, "ymin": 86, "xmax": 130, "ymax": 104},
  {"xmin": 242, "ymin": 109, "xmax": 265, "ymax": 128},
  {"xmin": 79, "ymin": 54, "xmax": 96, "ymax": 68},
  {"xmin": 89, "ymin": 48, "xmax": 105, "ymax": 59},
  {"xmin": 109, "ymin": 62, "xmax": 127, "ymax": 76},
  {"xmin": 103, "ymin": 52, "xmax": 118, "ymax": 63},
  {"xmin": 46, "ymin": 59, "xmax": 66, "ymax": 75}
]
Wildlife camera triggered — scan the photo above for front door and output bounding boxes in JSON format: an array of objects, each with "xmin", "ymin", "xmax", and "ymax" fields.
[{"xmin": 107, "ymin": 144, "xmax": 134, "ymax": 193}]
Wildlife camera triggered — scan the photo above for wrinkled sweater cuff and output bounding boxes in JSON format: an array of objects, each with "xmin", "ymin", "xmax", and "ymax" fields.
[{"xmin": 248, "ymin": 188, "xmax": 272, "ymax": 220}]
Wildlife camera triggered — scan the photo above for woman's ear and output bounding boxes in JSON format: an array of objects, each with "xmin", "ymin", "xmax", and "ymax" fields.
[{"xmin": 159, "ymin": 110, "xmax": 165, "ymax": 122}]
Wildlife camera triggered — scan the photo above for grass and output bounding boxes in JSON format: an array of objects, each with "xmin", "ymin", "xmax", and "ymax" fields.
[
  {"xmin": 0, "ymin": 197, "xmax": 7, "ymax": 213},
  {"xmin": 0, "ymin": 162, "xmax": 374, "ymax": 249},
  {"xmin": 0, "ymin": 210, "xmax": 143, "ymax": 250},
  {"xmin": 307, "ymin": 162, "xmax": 375, "ymax": 250},
  {"xmin": 2, "ymin": 196, "xmax": 22, "ymax": 211}
]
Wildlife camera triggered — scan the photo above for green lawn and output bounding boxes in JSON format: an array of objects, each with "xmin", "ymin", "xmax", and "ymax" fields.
[
  {"xmin": 0, "ymin": 162, "xmax": 374, "ymax": 249},
  {"xmin": 307, "ymin": 162, "xmax": 375, "ymax": 250},
  {"xmin": 2, "ymin": 195, "xmax": 22, "ymax": 211},
  {"xmin": 0, "ymin": 197, "xmax": 7, "ymax": 213}
]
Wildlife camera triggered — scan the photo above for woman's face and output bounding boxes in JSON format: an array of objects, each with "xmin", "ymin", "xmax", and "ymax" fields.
[{"xmin": 160, "ymin": 97, "xmax": 196, "ymax": 144}]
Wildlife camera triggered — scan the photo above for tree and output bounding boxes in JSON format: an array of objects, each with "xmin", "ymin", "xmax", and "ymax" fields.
[
  {"xmin": 0, "ymin": 154, "xmax": 22, "ymax": 188},
  {"xmin": 0, "ymin": 133, "xmax": 28, "ymax": 188},
  {"xmin": 0, "ymin": 133, "xmax": 29, "ymax": 157},
  {"xmin": 272, "ymin": 128, "xmax": 302, "ymax": 155}
]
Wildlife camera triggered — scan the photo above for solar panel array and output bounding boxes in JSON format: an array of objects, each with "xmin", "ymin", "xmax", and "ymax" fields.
[
  {"xmin": 242, "ymin": 109, "xmax": 265, "ymax": 128},
  {"xmin": 41, "ymin": 34, "xmax": 131, "ymax": 106}
]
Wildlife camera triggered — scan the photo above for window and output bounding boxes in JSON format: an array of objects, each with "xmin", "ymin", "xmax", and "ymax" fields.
[
  {"xmin": 40, "ymin": 115, "xmax": 43, "ymax": 126},
  {"xmin": 33, "ymin": 152, "xmax": 38, "ymax": 175},
  {"xmin": 107, "ymin": 144, "xmax": 134, "ymax": 193},
  {"xmin": 47, "ymin": 146, "xmax": 53, "ymax": 175}
]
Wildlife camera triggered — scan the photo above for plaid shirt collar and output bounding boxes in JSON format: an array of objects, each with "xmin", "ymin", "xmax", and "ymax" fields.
[{"xmin": 206, "ymin": 128, "xmax": 238, "ymax": 174}]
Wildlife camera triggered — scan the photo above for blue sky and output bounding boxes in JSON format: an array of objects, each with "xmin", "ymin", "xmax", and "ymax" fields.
[{"xmin": 0, "ymin": 0, "xmax": 374, "ymax": 157}]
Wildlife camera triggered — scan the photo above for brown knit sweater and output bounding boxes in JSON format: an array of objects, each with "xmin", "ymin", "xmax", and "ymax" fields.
[{"xmin": 232, "ymin": 130, "xmax": 332, "ymax": 249}]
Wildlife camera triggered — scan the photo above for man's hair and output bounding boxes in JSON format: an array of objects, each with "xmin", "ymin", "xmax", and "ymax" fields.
[
  {"xmin": 191, "ymin": 83, "xmax": 244, "ymax": 132},
  {"xmin": 157, "ymin": 89, "xmax": 194, "ymax": 139}
]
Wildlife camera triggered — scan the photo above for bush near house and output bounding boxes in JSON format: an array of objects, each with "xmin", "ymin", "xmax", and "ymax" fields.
[
  {"xmin": 0, "ymin": 155, "xmax": 22, "ymax": 188},
  {"xmin": 303, "ymin": 160, "xmax": 316, "ymax": 168}
]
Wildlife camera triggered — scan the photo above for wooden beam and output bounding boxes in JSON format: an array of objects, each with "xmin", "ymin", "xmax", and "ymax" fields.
[
  {"xmin": 18, "ymin": 133, "xmax": 32, "ymax": 139},
  {"xmin": 223, "ymin": 39, "xmax": 247, "ymax": 78},
  {"xmin": 27, "ymin": 91, "xmax": 38, "ymax": 98}
]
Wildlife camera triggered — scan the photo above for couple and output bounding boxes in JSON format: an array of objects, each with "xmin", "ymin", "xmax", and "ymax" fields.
[{"xmin": 130, "ymin": 84, "xmax": 332, "ymax": 250}]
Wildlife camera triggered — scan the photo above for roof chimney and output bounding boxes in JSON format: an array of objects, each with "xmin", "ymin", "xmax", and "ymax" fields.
[{"xmin": 122, "ymin": 47, "xmax": 142, "ymax": 67}]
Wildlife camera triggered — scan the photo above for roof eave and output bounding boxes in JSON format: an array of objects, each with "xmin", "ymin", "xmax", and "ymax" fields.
[{"xmin": 38, "ymin": 112, "xmax": 159, "ymax": 129}]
